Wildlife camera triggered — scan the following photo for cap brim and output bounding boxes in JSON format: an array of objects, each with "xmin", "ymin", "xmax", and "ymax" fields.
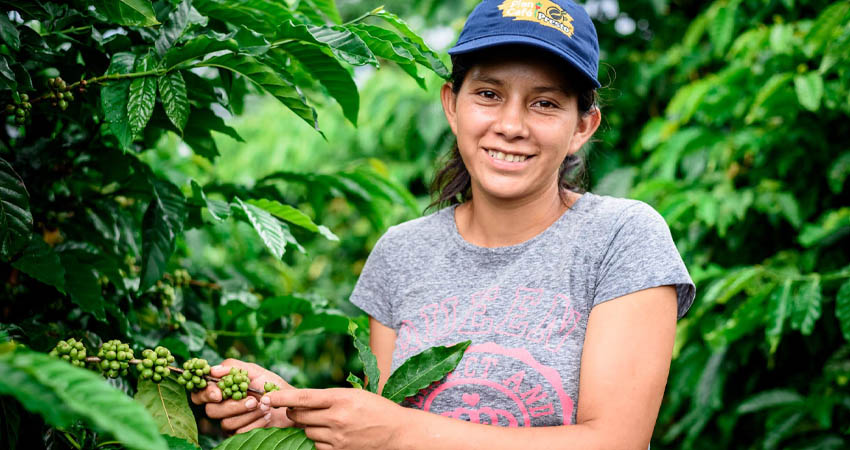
[{"xmin": 448, "ymin": 35, "xmax": 601, "ymax": 89}]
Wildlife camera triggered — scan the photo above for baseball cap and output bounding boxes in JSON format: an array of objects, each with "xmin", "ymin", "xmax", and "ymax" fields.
[{"xmin": 449, "ymin": 0, "xmax": 601, "ymax": 88}]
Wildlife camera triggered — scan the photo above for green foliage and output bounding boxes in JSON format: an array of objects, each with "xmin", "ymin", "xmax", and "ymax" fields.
[
  {"xmin": 381, "ymin": 340, "xmax": 471, "ymax": 403},
  {"xmin": 214, "ymin": 428, "xmax": 313, "ymax": 450},
  {"xmin": 135, "ymin": 378, "xmax": 199, "ymax": 445}
]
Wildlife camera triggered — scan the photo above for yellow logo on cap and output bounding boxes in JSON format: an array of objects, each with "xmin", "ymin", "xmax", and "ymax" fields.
[{"xmin": 498, "ymin": 0, "xmax": 575, "ymax": 37}]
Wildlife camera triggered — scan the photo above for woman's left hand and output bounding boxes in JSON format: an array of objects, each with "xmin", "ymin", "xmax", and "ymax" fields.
[{"xmin": 262, "ymin": 387, "xmax": 412, "ymax": 450}]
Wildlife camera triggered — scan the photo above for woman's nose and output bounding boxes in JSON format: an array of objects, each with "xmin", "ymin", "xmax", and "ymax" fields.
[{"xmin": 492, "ymin": 99, "xmax": 529, "ymax": 140}]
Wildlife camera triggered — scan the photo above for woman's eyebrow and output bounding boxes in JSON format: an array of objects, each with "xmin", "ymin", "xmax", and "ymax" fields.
[
  {"xmin": 530, "ymin": 85, "xmax": 568, "ymax": 95},
  {"xmin": 469, "ymin": 74, "xmax": 504, "ymax": 86}
]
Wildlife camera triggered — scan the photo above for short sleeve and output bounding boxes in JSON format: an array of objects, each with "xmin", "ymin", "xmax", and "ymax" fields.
[
  {"xmin": 593, "ymin": 202, "xmax": 695, "ymax": 319},
  {"xmin": 349, "ymin": 230, "xmax": 396, "ymax": 329}
]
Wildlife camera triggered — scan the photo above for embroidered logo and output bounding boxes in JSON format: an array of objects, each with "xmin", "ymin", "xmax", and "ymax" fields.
[{"xmin": 498, "ymin": 1, "xmax": 575, "ymax": 37}]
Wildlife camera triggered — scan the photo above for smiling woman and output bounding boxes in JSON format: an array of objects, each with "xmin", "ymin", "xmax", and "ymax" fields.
[{"xmin": 193, "ymin": 1, "xmax": 695, "ymax": 449}]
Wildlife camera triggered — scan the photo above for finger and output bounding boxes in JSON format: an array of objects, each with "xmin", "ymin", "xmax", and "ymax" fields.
[
  {"xmin": 221, "ymin": 408, "xmax": 265, "ymax": 432},
  {"xmin": 191, "ymin": 383, "xmax": 222, "ymax": 405},
  {"xmin": 286, "ymin": 407, "xmax": 328, "ymax": 426},
  {"xmin": 234, "ymin": 415, "xmax": 269, "ymax": 435},
  {"xmin": 304, "ymin": 426, "xmax": 333, "ymax": 445},
  {"xmin": 262, "ymin": 388, "xmax": 335, "ymax": 409},
  {"xmin": 205, "ymin": 397, "xmax": 260, "ymax": 419}
]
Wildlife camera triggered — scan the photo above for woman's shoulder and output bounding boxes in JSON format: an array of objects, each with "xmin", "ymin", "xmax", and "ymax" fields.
[
  {"xmin": 576, "ymin": 192, "xmax": 668, "ymax": 231},
  {"xmin": 372, "ymin": 205, "xmax": 456, "ymax": 253}
]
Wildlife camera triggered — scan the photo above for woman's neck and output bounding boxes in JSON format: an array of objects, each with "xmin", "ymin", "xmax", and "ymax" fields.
[{"xmin": 454, "ymin": 184, "xmax": 578, "ymax": 248}]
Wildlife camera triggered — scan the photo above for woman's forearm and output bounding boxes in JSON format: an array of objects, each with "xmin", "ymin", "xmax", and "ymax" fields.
[{"xmin": 394, "ymin": 407, "xmax": 645, "ymax": 450}]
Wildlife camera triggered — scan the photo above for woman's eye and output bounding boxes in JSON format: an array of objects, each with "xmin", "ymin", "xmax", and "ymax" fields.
[
  {"xmin": 534, "ymin": 100, "xmax": 558, "ymax": 109},
  {"xmin": 478, "ymin": 90, "xmax": 498, "ymax": 99}
]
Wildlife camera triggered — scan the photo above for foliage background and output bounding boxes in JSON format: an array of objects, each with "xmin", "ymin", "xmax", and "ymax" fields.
[{"xmin": 1, "ymin": 0, "xmax": 849, "ymax": 449}]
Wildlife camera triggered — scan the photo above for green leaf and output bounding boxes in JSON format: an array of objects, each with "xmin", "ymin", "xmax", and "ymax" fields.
[
  {"xmin": 804, "ymin": 1, "xmax": 850, "ymax": 57},
  {"xmin": 348, "ymin": 321, "xmax": 380, "ymax": 394},
  {"xmin": 194, "ymin": 0, "xmax": 296, "ymax": 35},
  {"xmin": 140, "ymin": 180, "xmax": 187, "ymax": 291},
  {"xmin": 745, "ymin": 73, "xmax": 793, "ymax": 124},
  {"xmin": 348, "ymin": 24, "xmax": 426, "ymax": 88},
  {"xmin": 272, "ymin": 42, "xmax": 359, "ymax": 125},
  {"xmin": 374, "ymin": 10, "xmax": 449, "ymax": 79},
  {"xmin": 382, "ymin": 340, "xmax": 471, "ymax": 404},
  {"xmin": 836, "ymin": 280, "xmax": 850, "ymax": 342},
  {"xmin": 136, "ymin": 378, "xmax": 199, "ymax": 446},
  {"xmin": 246, "ymin": 198, "xmax": 321, "ymax": 232},
  {"xmin": 163, "ymin": 435, "xmax": 200, "ymax": 450},
  {"xmin": 94, "ymin": 0, "xmax": 160, "ymax": 27},
  {"xmin": 256, "ymin": 295, "xmax": 314, "ymax": 328},
  {"xmin": 766, "ymin": 279, "xmax": 792, "ymax": 354},
  {"xmin": 708, "ymin": 0, "xmax": 739, "ymax": 56},
  {"xmin": 129, "ymin": 52, "xmax": 158, "ymax": 138},
  {"xmin": 159, "ymin": 71, "xmax": 190, "ymax": 133},
  {"xmin": 102, "ymin": 52, "xmax": 137, "ymax": 151},
  {"xmin": 155, "ymin": 1, "xmax": 208, "ymax": 56},
  {"xmin": 736, "ymin": 389, "xmax": 804, "ymax": 415},
  {"xmin": 162, "ymin": 32, "xmax": 238, "ymax": 69},
  {"xmin": 0, "ymin": 157, "xmax": 32, "ymax": 258},
  {"xmin": 197, "ymin": 54, "xmax": 319, "ymax": 132},
  {"xmin": 799, "ymin": 208, "xmax": 850, "ymax": 248},
  {"xmin": 0, "ymin": 347, "xmax": 167, "ymax": 450},
  {"xmin": 794, "ymin": 72, "xmax": 824, "ymax": 111},
  {"xmin": 11, "ymin": 237, "xmax": 65, "ymax": 293},
  {"xmin": 0, "ymin": 13, "xmax": 20, "ymax": 51},
  {"xmin": 213, "ymin": 427, "xmax": 315, "ymax": 450},
  {"xmin": 233, "ymin": 197, "xmax": 288, "ymax": 260},
  {"xmin": 347, "ymin": 373, "xmax": 364, "ymax": 389},
  {"xmin": 763, "ymin": 411, "xmax": 805, "ymax": 450},
  {"xmin": 828, "ymin": 151, "xmax": 850, "ymax": 194},
  {"xmin": 790, "ymin": 278, "xmax": 823, "ymax": 335},
  {"xmin": 60, "ymin": 253, "xmax": 106, "ymax": 321},
  {"xmin": 273, "ymin": 21, "xmax": 377, "ymax": 68},
  {"xmin": 307, "ymin": 0, "xmax": 343, "ymax": 24}
]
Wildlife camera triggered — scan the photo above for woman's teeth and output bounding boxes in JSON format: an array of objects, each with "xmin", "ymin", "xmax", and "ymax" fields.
[{"xmin": 488, "ymin": 150, "xmax": 528, "ymax": 162}]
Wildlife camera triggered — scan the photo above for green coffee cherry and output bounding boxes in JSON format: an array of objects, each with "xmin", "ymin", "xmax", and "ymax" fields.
[
  {"xmin": 264, "ymin": 382, "xmax": 280, "ymax": 393},
  {"xmin": 49, "ymin": 338, "xmax": 88, "ymax": 368},
  {"xmin": 138, "ymin": 346, "xmax": 174, "ymax": 383},
  {"xmin": 177, "ymin": 358, "xmax": 210, "ymax": 392},
  {"xmin": 97, "ymin": 339, "xmax": 134, "ymax": 378},
  {"xmin": 216, "ymin": 367, "xmax": 251, "ymax": 400}
]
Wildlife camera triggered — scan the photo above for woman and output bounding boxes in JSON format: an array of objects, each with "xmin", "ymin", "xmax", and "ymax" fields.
[{"xmin": 193, "ymin": 1, "xmax": 695, "ymax": 448}]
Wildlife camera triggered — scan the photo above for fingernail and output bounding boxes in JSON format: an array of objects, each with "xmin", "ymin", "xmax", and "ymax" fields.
[
  {"xmin": 264, "ymin": 413, "xmax": 271, "ymax": 422},
  {"xmin": 212, "ymin": 365, "xmax": 223, "ymax": 371},
  {"xmin": 245, "ymin": 398, "xmax": 257, "ymax": 409},
  {"xmin": 211, "ymin": 392, "xmax": 221, "ymax": 402},
  {"xmin": 260, "ymin": 403, "xmax": 269, "ymax": 412},
  {"xmin": 261, "ymin": 396, "xmax": 270, "ymax": 405}
]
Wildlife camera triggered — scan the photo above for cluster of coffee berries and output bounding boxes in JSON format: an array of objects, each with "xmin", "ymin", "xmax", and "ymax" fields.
[
  {"xmin": 217, "ymin": 367, "xmax": 251, "ymax": 400},
  {"xmin": 155, "ymin": 280, "xmax": 176, "ymax": 307},
  {"xmin": 49, "ymin": 338, "xmax": 87, "ymax": 368},
  {"xmin": 138, "ymin": 346, "xmax": 175, "ymax": 383},
  {"xmin": 177, "ymin": 358, "xmax": 210, "ymax": 392},
  {"xmin": 173, "ymin": 269, "xmax": 191, "ymax": 287},
  {"xmin": 264, "ymin": 382, "xmax": 280, "ymax": 393},
  {"xmin": 47, "ymin": 77, "xmax": 74, "ymax": 111},
  {"xmin": 5, "ymin": 94, "xmax": 32, "ymax": 125},
  {"xmin": 96, "ymin": 339, "xmax": 134, "ymax": 378}
]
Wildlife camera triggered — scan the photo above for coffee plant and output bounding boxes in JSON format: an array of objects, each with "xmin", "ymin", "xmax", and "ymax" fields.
[{"xmin": 0, "ymin": 0, "xmax": 455, "ymax": 449}]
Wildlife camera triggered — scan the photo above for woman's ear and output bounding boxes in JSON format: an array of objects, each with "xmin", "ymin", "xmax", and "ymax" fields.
[
  {"xmin": 440, "ymin": 82, "xmax": 459, "ymax": 136},
  {"xmin": 568, "ymin": 106, "xmax": 602, "ymax": 155}
]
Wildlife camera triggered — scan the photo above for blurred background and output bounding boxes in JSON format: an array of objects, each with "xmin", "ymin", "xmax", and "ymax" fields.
[
  {"xmin": 147, "ymin": 0, "xmax": 850, "ymax": 448},
  {"xmin": 3, "ymin": 0, "xmax": 848, "ymax": 448}
]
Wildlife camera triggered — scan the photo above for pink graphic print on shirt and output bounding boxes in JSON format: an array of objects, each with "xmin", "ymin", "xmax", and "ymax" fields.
[{"xmin": 398, "ymin": 286, "xmax": 581, "ymax": 426}]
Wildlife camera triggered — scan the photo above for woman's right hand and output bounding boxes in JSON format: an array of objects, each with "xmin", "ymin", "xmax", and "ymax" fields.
[{"xmin": 191, "ymin": 359, "xmax": 296, "ymax": 433}]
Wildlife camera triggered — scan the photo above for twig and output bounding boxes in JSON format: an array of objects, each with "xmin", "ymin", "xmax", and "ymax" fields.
[{"xmin": 84, "ymin": 356, "xmax": 265, "ymax": 396}]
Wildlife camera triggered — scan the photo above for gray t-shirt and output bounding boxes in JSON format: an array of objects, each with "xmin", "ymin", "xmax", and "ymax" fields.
[{"xmin": 350, "ymin": 192, "xmax": 695, "ymax": 427}]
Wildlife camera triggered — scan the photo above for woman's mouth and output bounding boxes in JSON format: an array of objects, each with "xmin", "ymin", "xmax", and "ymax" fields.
[{"xmin": 486, "ymin": 149, "xmax": 532, "ymax": 163}]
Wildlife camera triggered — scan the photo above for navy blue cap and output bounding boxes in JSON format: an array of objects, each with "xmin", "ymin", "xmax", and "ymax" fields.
[{"xmin": 449, "ymin": 0, "xmax": 601, "ymax": 88}]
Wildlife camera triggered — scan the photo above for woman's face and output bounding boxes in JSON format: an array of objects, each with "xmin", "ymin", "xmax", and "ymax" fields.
[{"xmin": 441, "ymin": 55, "xmax": 600, "ymax": 204}]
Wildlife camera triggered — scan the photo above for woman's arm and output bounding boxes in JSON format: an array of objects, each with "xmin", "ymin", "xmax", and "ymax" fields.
[
  {"xmin": 275, "ymin": 286, "xmax": 679, "ymax": 450},
  {"xmin": 369, "ymin": 317, "xmax": 397, "ymax": 394}
]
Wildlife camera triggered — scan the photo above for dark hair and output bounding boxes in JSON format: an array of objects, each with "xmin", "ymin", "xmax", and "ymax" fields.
[{"xmin": 428, "ymin": 45, "xmax": 599, "ymax": 211}]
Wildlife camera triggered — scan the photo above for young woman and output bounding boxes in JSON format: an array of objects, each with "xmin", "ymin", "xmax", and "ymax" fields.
[{"xmin": 193, "ymin": 1, "xmax": 695, "ymax": 448}]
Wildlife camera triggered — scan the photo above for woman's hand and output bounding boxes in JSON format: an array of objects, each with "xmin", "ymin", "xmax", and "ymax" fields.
[
  {"xmin": 190, "ymin": 358, "xmax": 296, "ymax": 433},
  {"xmin": 264, "ymin": 387, "xmax": 412, "ymax": 450}
]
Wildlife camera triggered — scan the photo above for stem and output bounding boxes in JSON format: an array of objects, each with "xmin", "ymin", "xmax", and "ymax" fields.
[
  {"xmin": 96, "ymin": 441, "xmax": 121, "ymax": 449},
  {"xmin": 84, "ymin": 356, "xmax": 265, "ymax": 395},
  {"xmin": 343, "ymin": 5, "xmax": 385, "ymax": 26},
  {"xmin": 62, "ymin": 432, "xmax": 82, "ymax": 450},
  {"xmin": 44, "ymin": 25, "xmax": 92, "ymax": 36}
]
